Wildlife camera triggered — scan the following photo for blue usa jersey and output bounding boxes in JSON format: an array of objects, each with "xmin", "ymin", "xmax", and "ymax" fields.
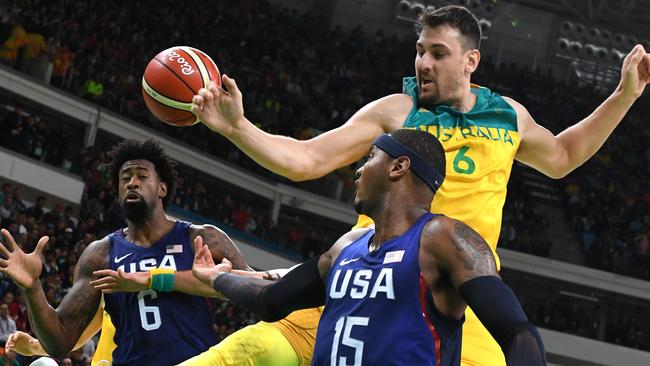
[
  {"xmin": 312, "ymin": 213, "xmax": 463, "ymax": 366},
  {"xmin": 104, "ymin": 221, "xmax": 218, "ymax": 366}
]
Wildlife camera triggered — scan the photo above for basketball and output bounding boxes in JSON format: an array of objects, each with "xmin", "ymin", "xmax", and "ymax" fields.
[{"xmin": 142, "ymin": 46, "xmax": 221, "ymax": 126}]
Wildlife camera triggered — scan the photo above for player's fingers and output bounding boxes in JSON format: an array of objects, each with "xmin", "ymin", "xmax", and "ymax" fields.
[
  {"xmin": 622, "ymin": 45, "xmax": 641, "ymax": 67},
  {"xmin": 199, "ymin": 244, "xmax": 212, "ymax": 260},
  {"xmin": 197, "ymin": 88, "xmax": 213, "ymax": 101},
  {"xmin": 192, "ymin": 94, "xmax": 204, "ymax": 105},
  {"xmin": 89, "ymin": 277, "xmax": 117, "ymax": 287},
  {"xmin": 0, "ymin": 242, "xmax": 10, "ymax": 258},
  {"xmin": 627, "ymin": 45, "xmax": 645, "ymax": 67},
  {"xmin": 93, "ymin": 283, "xmax": 117, "ymax": 291},
  {"xmin": 642, "ymin": 54, "xmax": 650, "ymax": 81},
  {"xmin": 193, "ymin": 236, "xmax": 203, "ymax": 256},
  {"xmin": 34, "ymin": 236, "xmax": 49, "ymax": 255},
  {"xmin": 0, "ymin": 258, "xmax": 9, "ymax": 267},
  {"xmin": 93, "ymin": 269, "xmax": 118, "ymax": 278},
  {"xmin": 222, "ymin": 74, "xmax": 241, "ymax": 98},
  {"xmin": 117, "ymin": 268, "xmax": 127, "ymax": 279},
  {"xmin": 101, "ymin": 289, "xmax": 115, "ymax": 294},
  {"xmin": 0, "ymin": 229, "xmax": 19, "ymax": 252}
]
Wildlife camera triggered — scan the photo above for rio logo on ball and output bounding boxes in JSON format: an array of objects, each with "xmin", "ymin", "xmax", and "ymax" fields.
[{"xmin": 168, "ymin": 51, "xmax": 195, "ymax": 75}]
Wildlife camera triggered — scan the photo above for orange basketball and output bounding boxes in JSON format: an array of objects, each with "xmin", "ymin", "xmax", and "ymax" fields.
[{"xmin": 142, "ymin": 46, "xmax": 221, "ymax": 126}]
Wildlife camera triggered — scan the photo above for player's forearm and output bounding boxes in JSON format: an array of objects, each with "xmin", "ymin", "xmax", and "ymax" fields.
[
  {"xmin": 459, "ymin": 276, "xmax": 546, "ymax": 365},
  {"xmin": 174, "ymin": 270, "xmax": 225, "ymax": 299},
  {"xmin": 224, "ymin": 118, "xmax": 319, "ymax": 181},
  {"xmin": 23, "ymin": 283, "xmax": 73, "ymax": 356},
  {"xmin": 556, "ymin": 89, "xmax": 636, "ymax": 175},
  {"xmin": 213, "ymin": 257, "xmax": 325, "ymax": 321}
]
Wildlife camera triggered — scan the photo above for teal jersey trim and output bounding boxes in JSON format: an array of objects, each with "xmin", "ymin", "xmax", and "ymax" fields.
[{"xmin": 401, "ymin": 76, "xmax": 518, "ymax": 132}]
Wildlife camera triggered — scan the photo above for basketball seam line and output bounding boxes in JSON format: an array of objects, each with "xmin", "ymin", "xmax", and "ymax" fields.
[
  {"xmin": 142, "ymin": 77, "xmax": 193, "ymax": 106},
  {"xmin": 144, "ymin": 95, "xmax": 195, "ymax": 122},
  {"xmin": 142, "ymin": 80, "xmax": 195, "ymax": 123},
  {"xmin": 180, "ymin": 47, "xmax": 210, "ymax": 88},
  {"xmin": 152, "ymin": 57, "xmax": 197, "ymax": 96}
]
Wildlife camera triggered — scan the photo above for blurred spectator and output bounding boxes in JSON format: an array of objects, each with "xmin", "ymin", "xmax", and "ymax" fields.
[
  {"xmin": 0, "ymin": 184, "xmax": 12, "ymax": 204},
  {"xmin": 11, "ymin": 188, "xmax": 26, "ymax": 214},
  {"xmin": 0, "ymin": 196, "xmax": 14, "ymax": 226},
  {"xmin": 25, "ymin": 196, "xmax": 45, "ymax": 221},
  {"xmin": 0, "ymin": 22, "xmax": 27, "ymax": 67},
  {"xmin": 0, "ymin": 303, "xmax": 17, "ymax": 347}
]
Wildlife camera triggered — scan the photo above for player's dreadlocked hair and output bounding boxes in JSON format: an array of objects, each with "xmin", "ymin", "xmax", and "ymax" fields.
[
  {"xmin": 391, "ymin": 129, "xmax": 447, "ymax": 185},
  {"xmin": 109, "ymin": 139, "xmax": 178, "ymax": 208}
]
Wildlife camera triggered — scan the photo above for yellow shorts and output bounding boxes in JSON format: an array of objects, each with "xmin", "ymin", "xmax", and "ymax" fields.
[
  {"xmin": 177, "ymin": 321, "xmax": 299, "ymax": 366},
  {"xmin": 92, "ymin": 311, "xmax": 116, "ymax": 366},
  {"xmin": 461, "ymin": 306, "xmax": 506, "ymax": 366},
  {"xmin": 270, "ymin": 308, "xmax": 322, "ymax": 366}
]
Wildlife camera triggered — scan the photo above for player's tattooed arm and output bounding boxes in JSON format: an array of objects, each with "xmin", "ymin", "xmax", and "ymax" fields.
[
  {"xmin": 421, "ymin": 217, "xmax": 498, "ymax": 288},
  {"xmin": 27, "ymin": 238, "xmax": 108, "ymax": 357},
  {"xmin": 192, "ymin": 224, "xmax": 252, "ymax": 271}
]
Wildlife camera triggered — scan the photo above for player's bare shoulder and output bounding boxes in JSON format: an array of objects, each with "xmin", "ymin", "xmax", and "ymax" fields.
[
  {"xmin": 420, "ymin": 215, "xmax": 497, "ymax": 278},
  {"xmin": 372, "ymin": 93, "xmax": 415, "ymax": 131},
  {"xmin": 324, "ymin": 227, "xmax": 373, "ymax": 267},
  {"xmin": 78, "ymin": 236, "xmax": 111, "ymax": 274},
  {"xmin": 189, "ymin": 223, "xmax": 251, "ymax": 270}
]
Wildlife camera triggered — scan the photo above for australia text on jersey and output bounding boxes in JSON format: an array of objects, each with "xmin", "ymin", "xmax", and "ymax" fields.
[{"xmin": 413, "ymin": 120, "xmax": 516, "ymax": 146}]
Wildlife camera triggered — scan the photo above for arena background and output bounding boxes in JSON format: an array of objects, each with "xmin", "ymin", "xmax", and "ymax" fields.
[{"xmin": 0, "ymin": 0, "xmax": 649, "ymax": 365}]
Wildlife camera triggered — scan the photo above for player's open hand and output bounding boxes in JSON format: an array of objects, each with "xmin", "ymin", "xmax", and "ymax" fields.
[
  {"xmin": 90, "ymin": 268, "xmax": 149, "ymax": 294},
  {"xmin": 6, "ymin": 331, "xmax": 41, "ymax": 356},
  {"xmin": 192, "ymin": 235, "xmax": 232, "ymax": 287},
  {"xmin": 0, "ymin": 229, "xmax": 48, "ymax": 290},
  {"xmin": 191, "ymin": 74, "xmax": 244, "ymax": 136},
  {"xmin": 618, "ymin": 44, "xmax": 650, "ymax": 100}
]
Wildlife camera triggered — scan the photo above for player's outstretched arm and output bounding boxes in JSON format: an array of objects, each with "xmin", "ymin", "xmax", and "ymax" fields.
[
  {"xmin": 192, "ymin": 76, "xmax": 411, "ymax": 181},
  {"xmin": 196, "ymin": 250, "xmax": 328, "ymax": 322},
  {"xmin": 6, "ymin": 303, "xmax": 103, "ymax": 357},
  {"xmin": 422, "ymin": 219, "xmax": 546, "ymax": 366},
  {"xmin": 193, "ymin": 228, "xmax": 365, "ymax": 321},
  {"xmin": 0, "ymin": 229, "xmax": 107, "ymax": 357},
  {"xmin": 513, "ymin": 45, "xmax": 650, "ymax": 179}
]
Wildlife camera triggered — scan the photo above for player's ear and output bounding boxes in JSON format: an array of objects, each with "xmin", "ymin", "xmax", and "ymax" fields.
[
  {"xmin": 465, "ymin": 48, "xmax": 481, "ymax": 74},
  {"xmin": 159, "ymin": 182, "xmax": 168, "ymax": 199},
  {"xmin": 389, "ymin": 157, "xmax": 410, "ymax": 180}
]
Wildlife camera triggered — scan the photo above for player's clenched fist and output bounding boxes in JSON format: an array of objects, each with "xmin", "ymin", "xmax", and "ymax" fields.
[{"xmin": 618, "ymin": 44, "xmax": 650, "ymax": 100}]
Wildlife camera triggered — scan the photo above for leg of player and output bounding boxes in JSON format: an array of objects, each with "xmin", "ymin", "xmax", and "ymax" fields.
[{"xmin": 177, "ymin": 321, "xmax": 299, "ymax": 366}]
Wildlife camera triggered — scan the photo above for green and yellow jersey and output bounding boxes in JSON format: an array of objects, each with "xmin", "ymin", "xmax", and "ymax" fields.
[{"xmin": 357, "ymin": 77, "xmax": 519, "ymax": 270}]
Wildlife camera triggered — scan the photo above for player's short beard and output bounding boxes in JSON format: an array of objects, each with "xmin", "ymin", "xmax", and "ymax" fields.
[{"xmin": 122, "ymin": 199, "xmax": 152, "ymax": 223}]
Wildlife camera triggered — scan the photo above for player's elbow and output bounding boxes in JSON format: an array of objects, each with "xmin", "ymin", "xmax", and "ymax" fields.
[
  {"xmin": 43, "ymin": 343, "xmax": 73, "ymax": 358},
  {"xmin": 544, "ymin": 167, "xmax": 571, "ymax": 179},
  {"xmin": 284, "ymin": 162, "xmax": 325, "ymax": 182},
  {"xmin": 498, "ymin": 322, "xmax": 547, "ymax": 366}
]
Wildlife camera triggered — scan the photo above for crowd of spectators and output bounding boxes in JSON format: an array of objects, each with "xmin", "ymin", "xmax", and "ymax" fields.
[{"xmin": 0, "ymin": 0, "xmax": 649, "ymax": 361}]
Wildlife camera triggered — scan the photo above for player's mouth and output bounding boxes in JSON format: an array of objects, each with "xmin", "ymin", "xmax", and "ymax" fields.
[
  {"xmin": 420, "ymin": 78, "xmax": 434, "ymax": 89},
  {"xmin": 125, "ymin": 192, "xmax": 143, "ymax": 203}
]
